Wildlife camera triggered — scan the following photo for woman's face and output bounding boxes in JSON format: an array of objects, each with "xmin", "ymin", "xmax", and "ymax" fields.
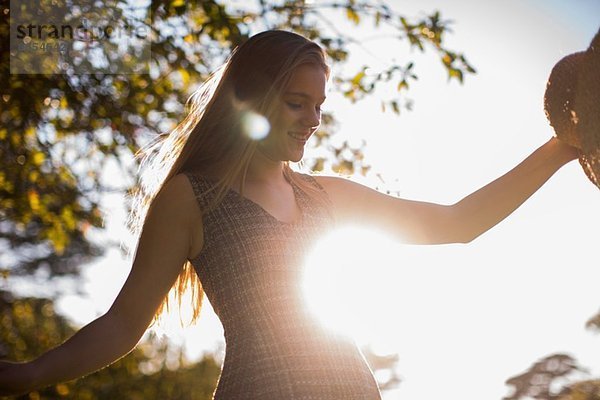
[{"xmin": 259, "ymin": 64, "xmax": 327, "ymax": 163}]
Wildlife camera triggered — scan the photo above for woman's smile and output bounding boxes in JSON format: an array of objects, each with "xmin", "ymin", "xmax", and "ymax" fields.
[{"xmin": 288, "ymin": 131, "xmax": 311, "ymax": 142}]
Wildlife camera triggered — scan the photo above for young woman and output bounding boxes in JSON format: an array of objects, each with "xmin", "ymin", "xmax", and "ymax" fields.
[{"xmin": 0, "ymin": 30, "xmax": 579, "ymax": 399}]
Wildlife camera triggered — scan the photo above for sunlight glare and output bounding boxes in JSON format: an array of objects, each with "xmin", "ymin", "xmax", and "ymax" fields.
[{"xmin": 302, "ymin": 226, "xmax": 408, "ymax": 353}]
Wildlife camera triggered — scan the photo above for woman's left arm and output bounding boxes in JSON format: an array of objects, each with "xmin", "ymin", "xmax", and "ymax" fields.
[
  {"xmin": 314, "ymin": 137, "xmax": 579, "ymax": 245},
  {"xmin": 451, "ymin": 136, "xmax": 578, "ymax": 242}
]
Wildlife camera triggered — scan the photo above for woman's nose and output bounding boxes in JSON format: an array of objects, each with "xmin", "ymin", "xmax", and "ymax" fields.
[{"xmin": 303, "ymin": 107, "xmax": 321, "ymax": 130}]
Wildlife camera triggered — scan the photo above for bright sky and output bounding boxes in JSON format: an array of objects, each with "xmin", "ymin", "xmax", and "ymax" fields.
[{"xmin": 47, "ymin": 1, "xmax": 600, "ymax": 399}]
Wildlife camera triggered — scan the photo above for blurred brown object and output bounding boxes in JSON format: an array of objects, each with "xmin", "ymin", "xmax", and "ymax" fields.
[{"xmin": 544, "ymin": 28, "xmax": 600, "ymax": 189}]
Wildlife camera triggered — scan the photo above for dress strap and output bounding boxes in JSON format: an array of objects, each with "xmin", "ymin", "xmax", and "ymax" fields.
[
  {"xmin": 299, "ymin": 173, "xmax": 326, "ymax": 191},
  {"xmin": 182, "ymin": 171, "xmax": 220, "ymax": 212},
  {"xmin": 293, "ymin": 172, "xmax": 337, "ymax": 226}
]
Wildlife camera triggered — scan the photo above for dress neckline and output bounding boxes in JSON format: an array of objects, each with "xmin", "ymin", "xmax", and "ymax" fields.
[{"xmin": 226, "ymin": 175, "xmax": 304, "ymax": 226}]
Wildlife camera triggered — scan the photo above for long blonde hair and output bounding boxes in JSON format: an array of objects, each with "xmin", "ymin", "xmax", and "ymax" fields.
[{"xmin": 125, "ymin": 30, "xmax": 332, "ymax": 326}]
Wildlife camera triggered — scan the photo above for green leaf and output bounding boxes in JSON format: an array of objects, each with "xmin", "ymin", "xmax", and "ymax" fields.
[
  {"xmin": 351, "ymin": 70, "xmax": 366, "ymax": 86},
  {"xmin": 448, "ymin": 68, "xmax": 464, "ymax": 83},
  {"xmin": 400, "ymin": 16, "xmax": 410, "ymax": 29},
  {"xmin": 346, "ymin": 7, "xmax": 360, "ymax": 25}
]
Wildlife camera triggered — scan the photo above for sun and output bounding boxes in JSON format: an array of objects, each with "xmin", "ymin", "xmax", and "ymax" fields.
[
  {"xmin": 301, "ymin": 225, "xmax": 408, "ymax": 355},
  {"xmin": 149, "ymin": 225, "xmax": 414, "ymax": 361}
]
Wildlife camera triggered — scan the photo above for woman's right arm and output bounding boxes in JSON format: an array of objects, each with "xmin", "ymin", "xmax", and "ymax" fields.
[{"xmin": 0, "ymin": 173, "xmax": 203, "ymax": 395}]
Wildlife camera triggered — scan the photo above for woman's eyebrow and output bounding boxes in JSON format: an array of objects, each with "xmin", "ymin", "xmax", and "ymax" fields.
[{"xmin": 284, "ymin": 91, "xmax": 326, "ymax": 103}]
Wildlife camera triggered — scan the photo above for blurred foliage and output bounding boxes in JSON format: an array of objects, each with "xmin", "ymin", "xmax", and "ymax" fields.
[
  {"xmin": 557, "ymin": 380, "xmax": 600, "ymax": 400},
  {"xmin": 0, "ymin": 291, "xmax": 221, "ymax": 400},
  {"xmin": 586, "ymin": 310, "xmax": 600, "ymax": 333},
  {"xmin": 503, "ymin": 307, "xmax": 600, "ymax": 400},
  {"xmin": 361, "ymin": 345, "xmax": 402, "ymax": 391},
  {"xmin": 1, "ymin": 0, "xmax": 476, "ymax": 282},
  {"xmin": 503, "ymin": 354, "xmax": 588, "ymax": 400}
]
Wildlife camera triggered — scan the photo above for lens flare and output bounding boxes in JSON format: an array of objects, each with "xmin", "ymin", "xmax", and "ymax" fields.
[
  {"xmin": 241, "ymin": 111, "xmax": 270, "ymax": 140},
  {"xmin": 301, "ymin": 226, "xmax": 407, "ymax": 349}
]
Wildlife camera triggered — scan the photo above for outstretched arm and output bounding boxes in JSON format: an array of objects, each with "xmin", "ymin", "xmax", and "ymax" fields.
[
  {"xmin": 451, "ymin": 136, "xmax": 578, "ymax": 242},
  {"xmin": 315, "ymin": 136, "xmax": 579, "ymax": 244},
  {"xmin": 0, "ymin": 174, "xmax": 203, "ymax": 395}
]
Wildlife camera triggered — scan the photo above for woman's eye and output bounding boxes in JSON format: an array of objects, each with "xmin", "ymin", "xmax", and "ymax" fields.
[{"xmin": 286, "ymin": 102, "xmax": 302, "ymax": 110}]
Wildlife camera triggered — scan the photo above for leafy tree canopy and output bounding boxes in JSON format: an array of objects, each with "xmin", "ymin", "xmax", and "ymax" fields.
[{"xmin": 1, "ymin": 0, "xmax": 475, "ymax": 284}]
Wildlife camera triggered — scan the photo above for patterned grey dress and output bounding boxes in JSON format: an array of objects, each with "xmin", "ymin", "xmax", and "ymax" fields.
[{"xmin": 184, "ymin": 171, "xmax": 382, "ymax": 400}]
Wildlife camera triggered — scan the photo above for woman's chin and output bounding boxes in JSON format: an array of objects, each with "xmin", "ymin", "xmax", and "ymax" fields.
[{"xmin": 288, "ymin": 150, "xmax": 305, "ymax": 163}]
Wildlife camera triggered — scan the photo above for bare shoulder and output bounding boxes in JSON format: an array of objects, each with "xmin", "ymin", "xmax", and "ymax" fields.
[
  {"xmin": 309, "ymin": 174, "xmax": 376, "ymax": 222},
  {"xmin": 311, "ymin": 174, "xmax": 371, "ymax": 199},
  {"xmin": 311, "ymin": 174, "xmax": 351, "ymax": 189},
  {"xmin": 154, "ymin": 173, "xmax": 204, "ymax": 259},
  {"xmin": 158, "ymin": 173, "xmax": 201, "ymax": 214},
  {"xmin": 163, "ymin": 173, "xmax": 196, "ymax": 194}
]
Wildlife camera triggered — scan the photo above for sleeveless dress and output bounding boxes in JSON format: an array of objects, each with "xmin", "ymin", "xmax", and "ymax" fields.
[{"xmin": 184, "ymin": 171, "xmax": 382, "ymax": 400}]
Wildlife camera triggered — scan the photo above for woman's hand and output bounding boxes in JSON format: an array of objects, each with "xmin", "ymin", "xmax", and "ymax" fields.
[
  {"xmin": 548, "ymin": 135, "xmax": 580, "ymax": 163},
  {"xmin": 0, "ymin": 360, "xmax": 36, "ymax": 396}
]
